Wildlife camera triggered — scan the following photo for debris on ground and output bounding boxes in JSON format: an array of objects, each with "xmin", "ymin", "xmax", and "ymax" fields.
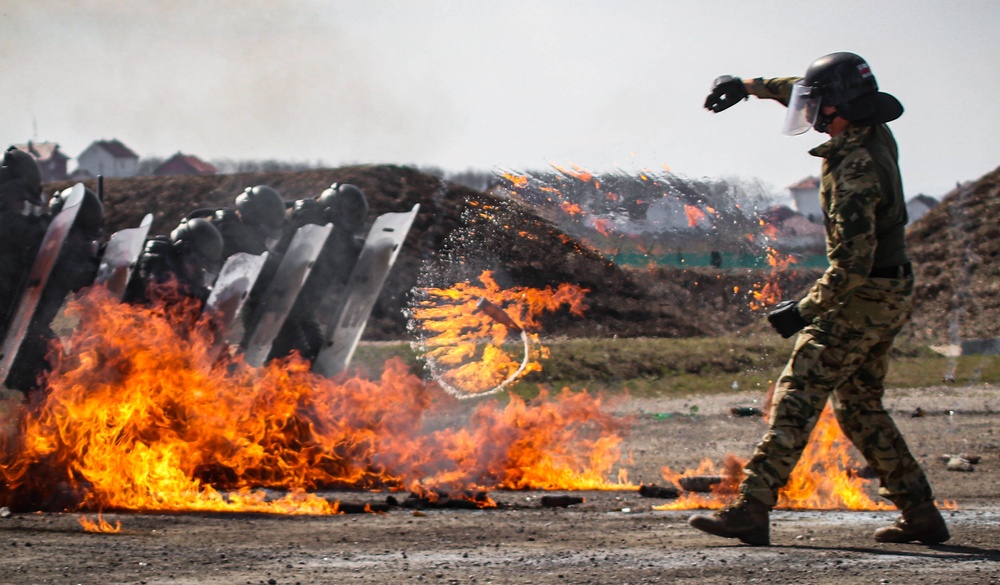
[
  {"xmin": 539, "ymin": 495, "xmax": 585, "ymax": 508},
  {"xmin": 638, "ymin": 483, "xmax": 681, "ymax": 499},
  {"xmin": 677, "ymin": 475, "xmax": 723, "ymax": 493}
]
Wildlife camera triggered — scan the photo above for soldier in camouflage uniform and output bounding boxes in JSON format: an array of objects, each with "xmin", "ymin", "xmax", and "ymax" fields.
[{"xmin": 689, "ymin": 53, "xmax": 949, "ymax": 546}]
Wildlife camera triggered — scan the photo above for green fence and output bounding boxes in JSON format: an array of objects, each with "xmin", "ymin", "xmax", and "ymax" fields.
[{"xmin": 610, "ymin": 251, "xmax": 829, "ymax": 270}]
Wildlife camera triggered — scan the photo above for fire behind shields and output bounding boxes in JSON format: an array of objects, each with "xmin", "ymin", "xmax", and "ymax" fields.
[
  {"xmin": 312, "ymin": 204, "xmax": 419, "ymax": 378},
  {"xmin": 94, "ymin": 213, "xmax": 153, "ymax": 299},
  {"xmin": 203, "ymin": 251, "xmax": 269, "ymax": 340},
  {"xmin": 782, "ymin": 80, "xmax": 821, "ymax": 136},
  {"xmin": 0, "ymin": 184, "xmax": 85, "ymax": 384},
  {"xmin": 241, "ymin": 223, "xmax": 332, "ymax": 367}
]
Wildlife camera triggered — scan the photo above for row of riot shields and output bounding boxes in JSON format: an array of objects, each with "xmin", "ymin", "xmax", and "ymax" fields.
[{"xmin": 0, "ymin": 181, "xmax": 419, "ymax": 391}]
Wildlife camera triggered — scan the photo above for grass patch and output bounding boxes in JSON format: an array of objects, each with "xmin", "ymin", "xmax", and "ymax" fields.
[{"xmin": 350, "ymin": 336, "xmax": 1000, "ymax": 400}]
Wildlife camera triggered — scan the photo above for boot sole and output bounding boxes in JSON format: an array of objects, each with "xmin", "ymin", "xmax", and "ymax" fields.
[
  {"xmin": 689, "ymin": 517, "xmax": 770, "ymax": 546},
  {"xmin": 874, "ymin": 529, "xmax": 950, "ymax": 545}
]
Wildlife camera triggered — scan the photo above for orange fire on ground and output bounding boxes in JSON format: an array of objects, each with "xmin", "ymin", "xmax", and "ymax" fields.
[
  {"xmin": 78, "ymin": 513, "xmax": 122, "ymax": 533},
  {"xmin": 409, "ymin": 270, "xmax": 588, "ymax": 398},
  {"xmin": 749, "ymin": 246, "xmax": 798, "ymax": 311},
  {"xmin": 0, "ymin": 282, "xmax": 932, "ymax": 516},
  {"xmin": 653, "ymin": 405, "xmax": 956, "ymax": 512},
  {"xmin": 0, "ymin": 286, "xmax": 628, "ymax": 515}
]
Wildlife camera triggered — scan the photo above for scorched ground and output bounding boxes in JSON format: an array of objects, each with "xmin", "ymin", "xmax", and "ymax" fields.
[{"xmin": 1, "ymin": 384, "xmax": 997, "ymax": 585}]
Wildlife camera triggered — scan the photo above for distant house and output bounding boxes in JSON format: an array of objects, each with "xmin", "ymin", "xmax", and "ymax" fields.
[
  {"xmin": 12, "ymin": 141, "xmax": 69, "ymax": 182},
  {"xmin": 906, "ymin": 194, "xmax": 938, "ymax": 225},
  {"xmin": 788, "ymin": 176, "xmax": 821, "ymax": 223},
  {"xmin": 75, "ymin": 139, "xmax": 140, "ymax": 178},
  {"xmin": 154, "ymin": 152, "xmax": 218, "ymax": 176},
  {"xmin": 760, "ymin": 205, "xmax": 825, "ymax": 252}
]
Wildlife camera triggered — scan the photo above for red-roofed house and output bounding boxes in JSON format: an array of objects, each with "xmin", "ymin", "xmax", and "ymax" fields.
[
  {"xmin": 788, "ymin": 176, "xmax": 821, "ymax": 223},
  {"xmin": 154, "ymin": 152, "xmax": 218, "ymax": 176},
  {"xmin": 12, "ymin": 141, "xmax": 69, "ymax": 182},
  {"xmin": 75, "ymin": 139, "xmax": 140, "ymax": 178}
]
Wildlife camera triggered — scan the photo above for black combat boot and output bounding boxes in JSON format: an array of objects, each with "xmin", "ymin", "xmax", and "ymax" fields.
[
  {"xmin": 688, "ymin": 496, "xmax": 770, "ymax": 546},
  {"xmin": 873, "ymin": 501, "xmax": 950, "ymax": 544}
]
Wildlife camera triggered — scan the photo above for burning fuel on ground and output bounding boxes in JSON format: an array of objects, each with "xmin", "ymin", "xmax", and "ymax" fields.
[
  {"xmin": 0, "ymin": 166, "xmax": 909, "ymax": 517},
  {"xmin": 0, "ymin": 286, "xmax": 631, "ymax": 514}
]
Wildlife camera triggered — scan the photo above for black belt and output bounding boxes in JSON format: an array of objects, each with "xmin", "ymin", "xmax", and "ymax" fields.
[{"xmin": 869, "ymin": 262, "xmax": 912, "ymax": 279}]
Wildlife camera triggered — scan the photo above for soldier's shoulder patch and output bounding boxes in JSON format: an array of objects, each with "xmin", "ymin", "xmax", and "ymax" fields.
[{"xmin": 838, "ymin": 148, "xmax": 877, "ymax": 182}]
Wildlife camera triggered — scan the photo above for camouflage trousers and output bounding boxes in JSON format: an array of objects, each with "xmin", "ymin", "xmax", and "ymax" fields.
[{"xmin": 740, "ymin": 274, "xmax": 935, "ymax": 510}]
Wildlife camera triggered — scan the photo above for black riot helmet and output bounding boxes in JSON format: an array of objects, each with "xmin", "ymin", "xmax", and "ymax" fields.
[
  {"xmin": 782, "ymin": 52, "xmax": 903, "ymax": 135},
  {"xmin": 289, "ymin": 197, "xmax": 326, "ymax": 226},
  {"xmin": 50, "ymin": 186, "xmax": 105, "ymax": 240},
  {"xmin": 318, "ymin": 183, "xmax": 369, "ymax": 232},
  {"xmin": 235, "ymin": 185, "xmax": 286, "ymax": 237},
  {"xmin": 170, "ymin": 217, "xmax": 224, "ymax": 274},
  {"xmin": 0, "ymin": 146, "xmax": 44, "ymax": 208}
]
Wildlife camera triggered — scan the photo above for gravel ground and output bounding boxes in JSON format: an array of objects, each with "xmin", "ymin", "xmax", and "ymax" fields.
[{"xmin": 1, "ymin": 384, "xmax": 998, "ymax": 585}]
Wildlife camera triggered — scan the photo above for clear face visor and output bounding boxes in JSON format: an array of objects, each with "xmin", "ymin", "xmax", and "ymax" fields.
[{"xmin": 782, "ymin": 81, "xmax": 821, "ymax": 135}]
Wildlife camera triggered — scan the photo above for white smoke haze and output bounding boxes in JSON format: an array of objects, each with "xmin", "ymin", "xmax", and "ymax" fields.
[
  {"xmin": 2, "ymin": 0, "xmax": 998, "ymax": 197},
  {"xmin": 5, "ymin": 1, "xmax": 454, "ymax": 164}
]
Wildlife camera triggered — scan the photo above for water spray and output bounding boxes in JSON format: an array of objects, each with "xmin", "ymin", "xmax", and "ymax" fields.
[{"xmin": 427, "ymin": 297, "xmax": 532, "ymax": 400}]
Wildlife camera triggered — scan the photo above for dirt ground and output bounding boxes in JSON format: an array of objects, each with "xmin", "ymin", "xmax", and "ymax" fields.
[{"xmin": 0, "ymin": 384, "xmax": 997, "ymax": 585}]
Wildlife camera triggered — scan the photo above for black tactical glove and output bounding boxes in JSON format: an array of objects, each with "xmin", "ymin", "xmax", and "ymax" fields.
[
  {"xmin": 767, "ymin": 300, "xmax": 809, "ymax": 338},
  {"xmin": 704, "ymin": 75, "xmax": 748, "ymax": 113}
]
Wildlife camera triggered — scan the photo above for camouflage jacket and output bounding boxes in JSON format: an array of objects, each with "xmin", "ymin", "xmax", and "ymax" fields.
[
  {"xmin": 749, "ymin": 77, "xmax": 911, "ymax": 320},
  {"xmin": 748, "ymin": 76, "xmax": 799, "ymax": 105}
]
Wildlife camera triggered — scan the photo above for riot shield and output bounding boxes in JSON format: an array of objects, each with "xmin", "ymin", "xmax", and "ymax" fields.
[
  {"xmin": 312, "ymin": 204, "xmax": 419, "ymax": 377},
  {"xmin": 203, "ymin": 251, "xmax": 269, "ymax": 341},
  {"xmin": 94, "ymin": 213, "xmax": 153, "ymax": 299},
  {"xmin": 0, "ymin": 184, "xmax": 85, "ymax": 384},
  {"xmin": 240, "ymin": 223, "xmax": 332, "ymax": 367}
]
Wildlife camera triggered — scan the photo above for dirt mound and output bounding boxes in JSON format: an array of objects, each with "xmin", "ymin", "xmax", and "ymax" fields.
[
  {"xmin": 46, "ymin": 162, "xmax": 998, "ymax": 343},
  {"xmin": 3, "ymin": 384, "xmax": 998, "ymax": 583},
  {"xmin": 906, "ymin": 164, "xmax": 1000, "ymax": 344},
  {"xmin": 46, "ymin": 167, "xmax": 721, "ymax": 340}
]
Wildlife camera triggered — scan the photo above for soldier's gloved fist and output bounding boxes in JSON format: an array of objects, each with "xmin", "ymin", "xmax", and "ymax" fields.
[
  {"xmin": 767, "ymin": 300, "xmax": 808, "ymax": 338},
  {"xmin": 704, "ymin": 75, "xmax": 748, "ymax": 113}
]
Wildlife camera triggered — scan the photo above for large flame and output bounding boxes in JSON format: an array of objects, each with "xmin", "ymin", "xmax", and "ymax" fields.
[
  {"xmin": 0, "ymin": 280, "xmax": 941, "ymax": 516},
  {"xmin": 656, "ymin": 406, "xmax": 913, "ymax": 511},
  {"xmin": 409, "ymin": 270, "xmax": 588, "ymax": 398},
  {"xmin": 0, "ymin": 286, "xmax": 625, "ymax": 514}
]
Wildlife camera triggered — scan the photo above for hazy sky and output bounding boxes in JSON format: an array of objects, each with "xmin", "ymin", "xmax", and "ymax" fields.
[{"xmin": 3, "ymin": 0, "xmax": 997, "ymax": 198}]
